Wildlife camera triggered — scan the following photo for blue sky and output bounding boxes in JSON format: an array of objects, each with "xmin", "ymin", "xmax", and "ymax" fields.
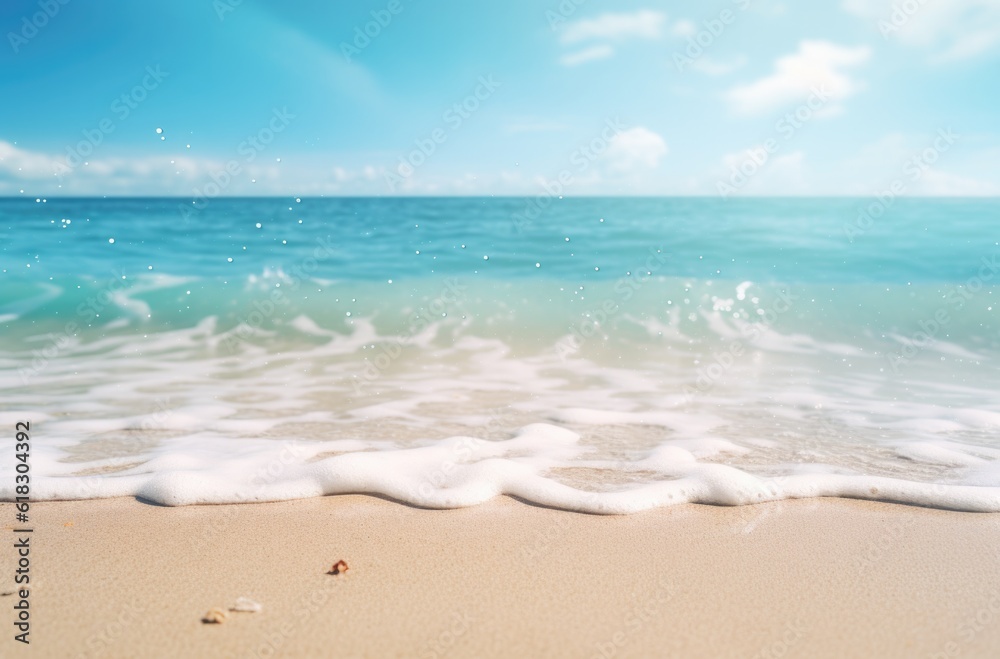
[{"xmin": 1, "ymin": 0, "xmax": 998, "ymax": 196}]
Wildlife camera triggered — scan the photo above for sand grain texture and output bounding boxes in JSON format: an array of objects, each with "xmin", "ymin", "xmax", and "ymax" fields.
[{"xmin": 2, "ymin": 496, "xmax": 999, "ymax": 658}]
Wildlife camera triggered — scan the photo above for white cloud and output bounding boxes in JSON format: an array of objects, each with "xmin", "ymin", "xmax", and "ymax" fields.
[
  {"xmin": 554, "ymin": 10, "xmax": 666, "ymax": 66},
  {"xmin": 559, "ymin": 10, "xmax": 666, "ymax": 44},
  {"xmin": 603, "ymin": 127, "xmax": 668, "ymax": 172},
  {"xmin": 916, "ymin": 170, "xmax": 1000, "ymax": 195},
  {"xmin": 840, "ymin": 133, "xmax": 1000, "ymax": 196},
  {"xmin": 0, "ymin": 141, "xmax": 64, "ymax": 179},
  {"xmin": 725, "ymin": 40, "xmax": 871, "ymax": 115},
  {"xmin": 0, "ymin": 139, "xmax": 340, "ymax": 196},
  {"xmin": 717, "ymin": 148, "xmax": 808, "ymax": 195},
  {"xmin": 843, "ymin": 0, "xmax": 1000, "ymax": 61},
  {"xmin": 671, "ymin": 19, "xmax": 697, "ymax": 38},
  {"xmin": 0, "ymin": 140, "xmax": 220, "ymax": 193},
  {"xmin": 560, "ymin": 45, "xmax": 615, "ymax": 67}
]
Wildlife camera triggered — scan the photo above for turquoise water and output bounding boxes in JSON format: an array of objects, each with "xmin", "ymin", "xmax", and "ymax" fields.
[
  {"xmin": 2, "ymin": 196, "xmax": 996, "ymax": 283},
  {"xmin": 1, "ymin": 197, "xmax": 998, "ymax": 511}
]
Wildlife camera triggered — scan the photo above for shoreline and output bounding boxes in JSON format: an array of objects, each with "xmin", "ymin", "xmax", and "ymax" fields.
[{"xmin": 2, "ymin": 495, "xmax": 1000, "ymax": 658}]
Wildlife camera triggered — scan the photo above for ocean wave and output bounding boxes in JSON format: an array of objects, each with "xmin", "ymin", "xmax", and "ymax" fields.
[{"xmin": 1, "ymin": 274, "xmax": 998, "ymax": 512}]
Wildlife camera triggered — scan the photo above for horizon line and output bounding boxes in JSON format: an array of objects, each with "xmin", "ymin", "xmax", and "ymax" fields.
[{"xmin": 2, "ymin": 194, "xmax": 999, "ymax": 200}]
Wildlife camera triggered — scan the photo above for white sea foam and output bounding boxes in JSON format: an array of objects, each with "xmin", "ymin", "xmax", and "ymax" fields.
[
  {"xmin": 8, "ymin": 426, "xmax": 1000, "ymax": 512},
  {"xmin": 2, "ymin": 278, "xmax": 999, "ymax": 513}
]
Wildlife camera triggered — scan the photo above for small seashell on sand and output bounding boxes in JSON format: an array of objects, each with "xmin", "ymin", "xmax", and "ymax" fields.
[
  {"xmin": 328, "ymin": 560, "xmax": 349, "ymax": 575},
  {"xmin": 230, "ymin": 597, "xmax": 262, "ymax": 613},
  {"xmin": 202, "ymin": 608, "xmax": 228, "ymax": 624}
]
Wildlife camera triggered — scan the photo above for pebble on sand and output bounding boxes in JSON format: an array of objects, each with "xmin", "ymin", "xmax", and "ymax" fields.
[
  {"xmin": 230, "ymin": 597, "xmax": 263, "ymax": 613},
  {"xmin": 202, "ymin": 608, "xmax": 228, "ymax": 624}
]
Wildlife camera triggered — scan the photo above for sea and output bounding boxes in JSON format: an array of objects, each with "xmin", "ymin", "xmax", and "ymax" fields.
[{"xmin": 1, "ymin": 196, "xmax": 998, "ymax": 512}]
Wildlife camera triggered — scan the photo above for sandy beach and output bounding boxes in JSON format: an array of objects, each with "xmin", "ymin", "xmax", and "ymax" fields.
[
  {"xmin": 6, "ymin": 0, "xmax": 1000, "ymax": 655},
  {"xmin": 0, "ymin": 496, "xmax": 997, "ymax": 658}
]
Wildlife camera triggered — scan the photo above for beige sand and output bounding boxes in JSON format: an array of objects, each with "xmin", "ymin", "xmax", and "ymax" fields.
[{"xmin": 2, "ymin": 496, "xmax": 1000, "ymax": 658}]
